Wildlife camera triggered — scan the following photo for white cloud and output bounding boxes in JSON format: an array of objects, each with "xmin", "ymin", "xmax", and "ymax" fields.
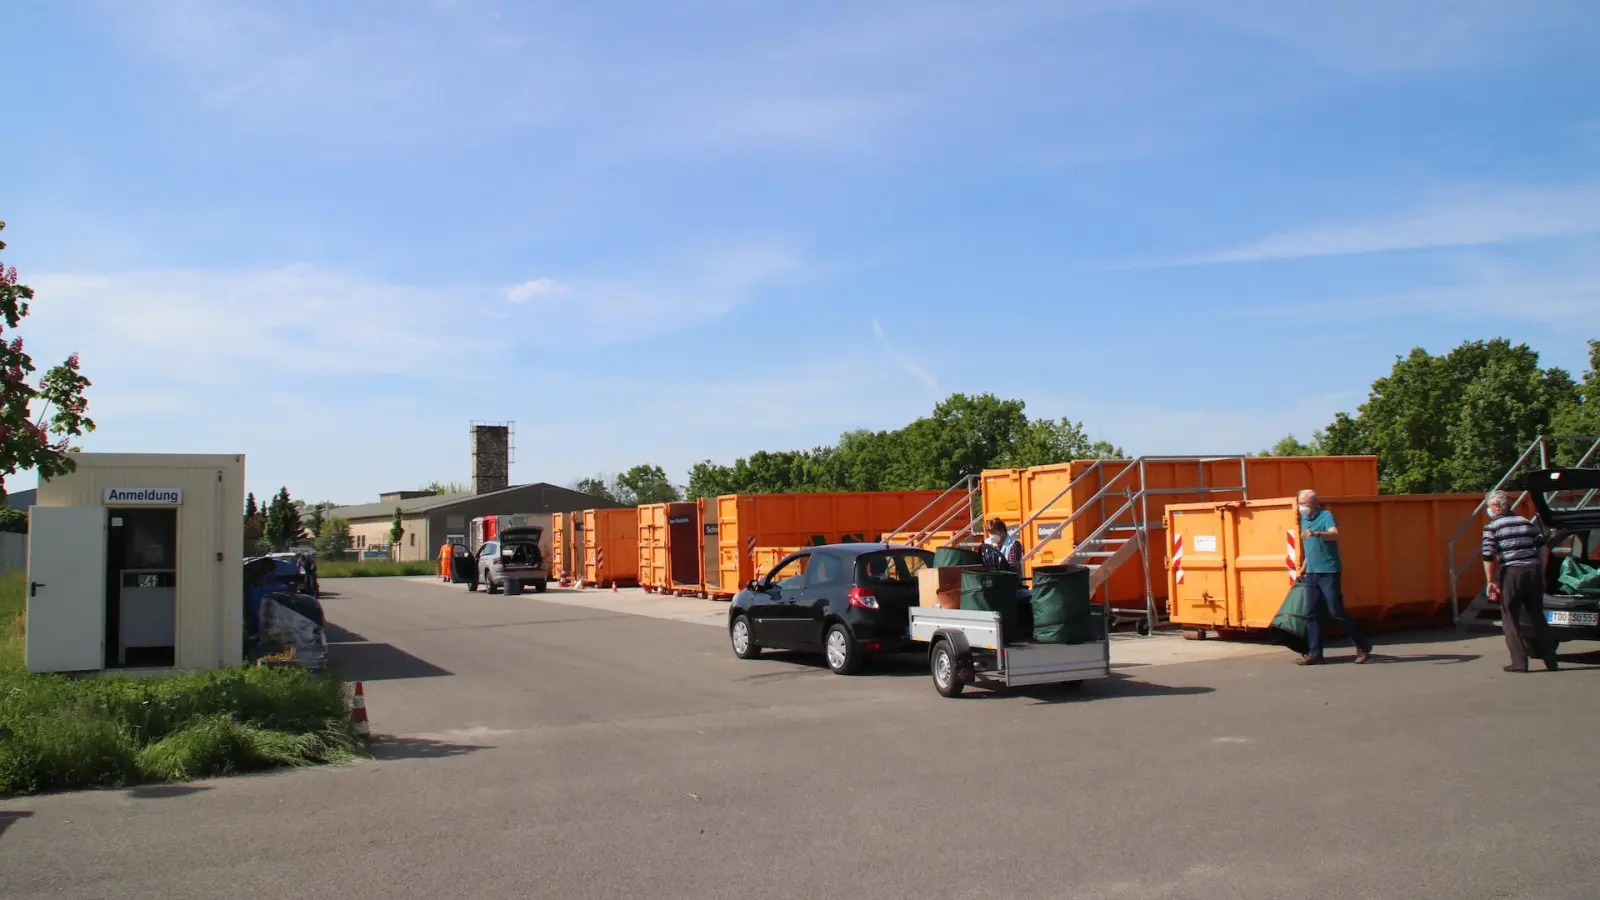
[
  {"xmin": 871, "ymin": 318, "xmax": 943, "ymax": 398},
  {"xmin": 505, "ymin": 278, "xmax": 568, "ymax": 303},
  {"xmin": 1133, "ymin": 183, "xmax": 1600, "ymax": 269}
]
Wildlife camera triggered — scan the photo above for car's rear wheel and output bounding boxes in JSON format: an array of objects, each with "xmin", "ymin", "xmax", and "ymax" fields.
[
  {"xmin": 730, "ymin": 615, "xmax": 761, "ymax": 659},
  {"xmin": 485, "ymin": 569, "xmax": 500, "ymax": 594},
  {"xmin": 824, "ymin": 623, "xmax": 861, "ymax": 675}
]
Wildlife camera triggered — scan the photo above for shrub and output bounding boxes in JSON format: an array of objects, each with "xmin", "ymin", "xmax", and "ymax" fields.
[{"xmin": 318, "ymin": 559, "xmax": 437, "ymax": 578}]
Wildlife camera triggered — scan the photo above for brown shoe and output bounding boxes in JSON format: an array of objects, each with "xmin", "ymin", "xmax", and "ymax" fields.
[
  {"xmin": 1295, "ymin": 655, "xmax": 1322, "ymax": 666},
  {"xmin": 1354, "ymin": 650, "xmax": 1370, "ymax": 665},
  {"xmin": 1502, "ymin": 664, "xmax": 1528, "ymax": 674}
]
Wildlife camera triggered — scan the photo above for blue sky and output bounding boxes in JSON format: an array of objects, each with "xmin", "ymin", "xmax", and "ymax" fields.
[{"xmin": 3, "ymin": 0, "xmax": 1598, "ymax": 505}]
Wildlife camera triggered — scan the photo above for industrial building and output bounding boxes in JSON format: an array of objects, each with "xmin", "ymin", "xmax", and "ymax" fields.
[{"xmin": 331, "ymin": 423, "xmax": 625, "ymax": 561}]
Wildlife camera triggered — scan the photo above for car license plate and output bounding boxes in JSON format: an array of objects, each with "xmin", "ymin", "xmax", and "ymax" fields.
[{"xmin": 1547, "ymin": 611, "xmax": 1599, "ymax": 626}]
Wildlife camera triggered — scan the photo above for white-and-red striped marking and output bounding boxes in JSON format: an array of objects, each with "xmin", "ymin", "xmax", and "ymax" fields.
[
  {"xmin": 596, "ymin": 548, "xmax": 605, "ymax": 573},
  {"xmin": 1172, "ymin": 533, "xmax": 1184, "ymax": 585},
  {"xmin": 1285, "ymin": 530, "xmax": 1297, "ymax": 584},
  {"xmin": 747, "ymin": 535, "xmax": 756, "ymax": 560}
]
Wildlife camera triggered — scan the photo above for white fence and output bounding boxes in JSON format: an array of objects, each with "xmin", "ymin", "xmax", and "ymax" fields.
[{"xmin": 0, "ymin": 533, "xmax": 23, "ymax": 573}]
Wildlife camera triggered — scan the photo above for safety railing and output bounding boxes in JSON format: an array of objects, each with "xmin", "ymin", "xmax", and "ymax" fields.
[{"xmin": 882, "ymin": 474, "xmax": 980, "ymax": 549}]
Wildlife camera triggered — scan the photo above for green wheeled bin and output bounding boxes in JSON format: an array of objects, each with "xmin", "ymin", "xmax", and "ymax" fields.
[
  {"xmin": 934, "ymin": 546, "xmax": 984, "ymax": 569},
  {"xmin": 961, "ymin": 569, "xmax": 1024, "ymax": 639},
  {"xmin": 1030, "ymin": 564, "xmax": 1094, "ymax": 644}
]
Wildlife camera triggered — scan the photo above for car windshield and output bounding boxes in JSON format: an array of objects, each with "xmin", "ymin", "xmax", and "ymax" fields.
[{"xmin": 856, "ymin": 550, "xmax": 932, "ymax": 586}]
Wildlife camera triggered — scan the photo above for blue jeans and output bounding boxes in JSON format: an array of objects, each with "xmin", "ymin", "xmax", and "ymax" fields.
[{"xmin": 1304, "ymin": 572, "xmax": 1369, "ymax": 658}]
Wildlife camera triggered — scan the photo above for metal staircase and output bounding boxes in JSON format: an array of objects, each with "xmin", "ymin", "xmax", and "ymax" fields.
[
  {"xmin": 1449, "ymin": 434, "xmax": 1600, "ymax": 631},
  {"xmin": 1016, "ymin": 456, "xmax": 1249, "ymax": 634},
  {"xmin": 881, "ymin": 475, "xmax": 982, "ymax": 550}
]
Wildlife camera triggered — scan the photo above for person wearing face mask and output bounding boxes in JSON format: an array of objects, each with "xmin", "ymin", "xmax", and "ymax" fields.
[
  {"xmin": 980, "ymin": 518, "xmax": 1023, "ymax": 573},
  {"xmin": 1295, "ymin": 489, "xmax": 1372, "ymax": 665}
]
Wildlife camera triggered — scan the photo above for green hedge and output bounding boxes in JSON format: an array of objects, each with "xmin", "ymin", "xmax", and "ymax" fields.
[{"xmin": 318, "ymin": 560, "xmax": 438, "ymax": 578}]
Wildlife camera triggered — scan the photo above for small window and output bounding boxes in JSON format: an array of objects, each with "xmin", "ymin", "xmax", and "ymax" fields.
[
  {"xmin": 409, "ymin": 532, "xmax": 415, "ymax": 546},
  {"xmin": 766, "ymin": 553, "xmax": 810, "ymax": 590},
  {"xmin": 856, "ymin": 550, "xmax": 934, "ymax": 587},
  {"xmin": 808, "ymin": 551, "xmax": 847, "ymax": 587}
]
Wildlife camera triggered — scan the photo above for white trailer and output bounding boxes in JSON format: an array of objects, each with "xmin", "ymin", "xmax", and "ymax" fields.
[{"xmin": 909, "ymin": 606, "xmax": 1111, "ymax": 698}]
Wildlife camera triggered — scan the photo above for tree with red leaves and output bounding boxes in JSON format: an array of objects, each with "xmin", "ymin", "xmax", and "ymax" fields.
[{"xmin": 0, "ymin": 220, "xmax": 95, "ymax": 502}]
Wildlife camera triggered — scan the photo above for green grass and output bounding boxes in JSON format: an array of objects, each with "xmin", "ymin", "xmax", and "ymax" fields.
[
  {"xmin": 318, "ymin": 559, "xmax": 438, "ymax": 578},
  {"xmin": 0, "ymin": 571, "xmax": 366, "ymax": 798}
]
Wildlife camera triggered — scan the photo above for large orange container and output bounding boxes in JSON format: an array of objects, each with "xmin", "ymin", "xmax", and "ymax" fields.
[
  {"xmin": 638, "ymin": 501, "xmax": 701, "ymax": 592},
  {"xmin": 584, "ymin": 507, "xmax": 640, "ymax": 586},
  {"xmin": 752, "ymin": 546, "xmax": 804, "ymax": 580},
  {"xmin": 551, "ymin": 512, "xmax": 578, "ymax": 582},
  {"xmin": 1165, "ymin": 494, "xmax": 1488, "ymax": 634},
  {"xmin": 703, "ymin": 490, "xmax": 946, "ymax": 597},
  {"xmin": 982, "ymin": 456, "xmax": 1381, "ymax": 611}
]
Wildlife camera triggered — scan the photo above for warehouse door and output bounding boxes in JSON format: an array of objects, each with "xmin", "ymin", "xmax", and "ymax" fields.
[
  {"xmin": 668, "ymin": 508, "xmax": 699, "ymax": 588},
  {"xmin": 25, "ymin": 507, "xmax": 109, "ymax": 673}
]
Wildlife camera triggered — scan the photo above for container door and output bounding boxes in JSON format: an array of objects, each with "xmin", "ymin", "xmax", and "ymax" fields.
[
  {"xmin": 1166, "ymin": 507, "xmax": 1232, "ymax": 629},
  {"xmin": 26, "ymin": 506, "xmax": 109, "ymax": 673}
]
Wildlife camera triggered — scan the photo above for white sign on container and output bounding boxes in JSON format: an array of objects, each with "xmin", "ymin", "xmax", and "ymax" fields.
[
  {"xmin": 1193, "ymin": 535, "xmax": 1218, "ymax": 553},
  {"xmin": 104, "ymin": 488, "xmax": 183, "ymax": 505}
]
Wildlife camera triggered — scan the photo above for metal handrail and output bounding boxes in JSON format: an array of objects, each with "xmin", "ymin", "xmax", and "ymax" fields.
[
  {"xmin": 1017, "ymin": 461, "xmax": 1137, "ymax": 564},
  {"xmin": 909, "ymin": 485, "xmax": 979, "ymax": 547},
  {"xmin": 882, "ymin": 475, "xmax": 976, "ymax": 546}
]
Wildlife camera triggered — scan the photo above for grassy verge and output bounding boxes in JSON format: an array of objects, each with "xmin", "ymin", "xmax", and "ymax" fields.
[
  {"xmin": 319, "ymin": 559, "xmax": 438, "ymax": 578},
  {"xmin": 0, "ymin": 571, "xmax": 366, "ymax": 798}
]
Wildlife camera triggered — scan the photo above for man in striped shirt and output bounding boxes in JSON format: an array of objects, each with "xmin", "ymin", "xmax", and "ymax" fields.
[{"xmin": 1482, "ymin": 490, "xmax": 1559, "ymax": 673}]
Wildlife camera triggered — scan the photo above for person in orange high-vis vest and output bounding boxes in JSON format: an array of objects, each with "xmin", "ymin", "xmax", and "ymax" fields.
[{"xmin": 439, "ymin": 539, "xmax": 455, "ymax": 581}]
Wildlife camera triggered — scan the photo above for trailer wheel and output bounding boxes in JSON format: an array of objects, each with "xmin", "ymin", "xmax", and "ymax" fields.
[
  {"xmin": 931, "ymin": 639, "xmax": 965, "ymax": 698},
  {"xmin": 1182, "ymin": 628, "xmax": 1206, "ymax": 641}
]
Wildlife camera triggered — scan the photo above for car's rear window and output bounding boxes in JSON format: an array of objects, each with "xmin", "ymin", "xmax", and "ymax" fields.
[{"xmin": 855, "ymin": 550, "xmax": 932, "ymax": 587}]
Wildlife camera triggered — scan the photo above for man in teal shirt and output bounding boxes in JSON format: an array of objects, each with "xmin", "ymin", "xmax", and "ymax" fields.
[{"xmin": 1295, "ymin": 490, "xmax": 1372, "ymax": 665}]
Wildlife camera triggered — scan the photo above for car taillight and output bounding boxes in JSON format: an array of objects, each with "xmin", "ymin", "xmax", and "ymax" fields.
[{"xmin": 848, "ymin": 586, "xmax": 879, "ymax": 610}]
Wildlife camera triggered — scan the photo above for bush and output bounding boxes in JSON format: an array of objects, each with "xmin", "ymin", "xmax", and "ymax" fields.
[
  {"xmin": 318, "ymin": 559, "xmax": 437, "ymax": 578},
  {"xmin": 0, "ymin": 571, "xmax": 24, "ymax": 670},
  {"xmin": 0, "ymin": 655, "xmax": 365, "ymax": 797}
]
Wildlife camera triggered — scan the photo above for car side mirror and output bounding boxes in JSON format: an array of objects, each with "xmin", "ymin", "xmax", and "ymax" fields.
[{"xmin": 746, "ymin": 579, "xmax": 763, "ymax": 592}]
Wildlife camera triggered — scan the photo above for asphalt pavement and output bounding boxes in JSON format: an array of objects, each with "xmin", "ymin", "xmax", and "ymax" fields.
[{"xmin": 3, "ymin": 576, "xmax": 1598, "ymax": 900}]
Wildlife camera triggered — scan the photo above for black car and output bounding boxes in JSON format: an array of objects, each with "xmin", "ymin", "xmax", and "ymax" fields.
[
  {"xmin": 1526, "ymin": 468, "xmax": 1600, "ymax": 647},
  {"xmin": 727, "ymin": 543, "xmax": 934, "ymax": 675}
]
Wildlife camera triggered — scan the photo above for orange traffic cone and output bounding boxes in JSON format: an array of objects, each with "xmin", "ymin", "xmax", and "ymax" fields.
[{"xmin": 350, "ymin": 681, "xmax": 370, "ymax": 742}]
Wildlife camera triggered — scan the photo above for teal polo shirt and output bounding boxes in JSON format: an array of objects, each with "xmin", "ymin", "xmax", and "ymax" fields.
[{"xmin": 1300, "ymin": 507, "xmax": 1341, "ymax": 574}]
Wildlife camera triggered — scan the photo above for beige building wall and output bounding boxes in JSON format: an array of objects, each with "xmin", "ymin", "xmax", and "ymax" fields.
[
  {"xmin": 345, "ymin": 514, "xmax": 434, "ymax": 561},
  {"xmin": 35, "ymin": 453, "xmax": 246, "ymax": 670}
]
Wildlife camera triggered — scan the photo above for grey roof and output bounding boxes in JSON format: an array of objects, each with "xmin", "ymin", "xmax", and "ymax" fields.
[
  {"xmin": 6, "ymin": 488, "xmax": 36, "ymax": 509},
  {"xmin": 328, "ymin": 482, "xmax": 625, "ymax": 522}
]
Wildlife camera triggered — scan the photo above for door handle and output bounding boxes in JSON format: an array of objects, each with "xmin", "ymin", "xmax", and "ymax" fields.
[{"xmin": 30, "ymin": 582, "xmax": 44, "ymax": 597}]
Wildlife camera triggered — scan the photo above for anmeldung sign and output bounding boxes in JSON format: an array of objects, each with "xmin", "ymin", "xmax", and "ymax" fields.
[{"xmin": 104, "ymin": 488, "xmax": 183, "ymax": 505}]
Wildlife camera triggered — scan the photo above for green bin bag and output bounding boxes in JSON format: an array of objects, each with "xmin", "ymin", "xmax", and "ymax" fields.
[
  {"xmin": 1270, "ymin": 583, "xmax": 1314, "ymax": 656},
  {"xmin": 1557, "ymin": 556, "xmax": 1600, "ymax": 596},
  {"xmin": 1030, "ymin": 564, "xmax": 1094, "ymax": 644},
  {"xmin": 934, "ymin": 546, "xmax": 984, "ymax": 569},
  {"xmin": 961, "ymin": 569, "xmax": 1024, "ymax": 639}
]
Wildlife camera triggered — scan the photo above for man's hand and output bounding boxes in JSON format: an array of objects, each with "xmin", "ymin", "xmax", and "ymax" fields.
[{"xmin": 1486, "ymin": 582, "xmax": 1501, "ymax": 602}]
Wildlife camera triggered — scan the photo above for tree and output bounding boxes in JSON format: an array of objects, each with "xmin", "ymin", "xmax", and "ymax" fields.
[
  {"xmin": 263, "ymin": 487, "xmax": 305, "ymax": 550},
  {"xmin": 244, "ymin": 492, "xmax": 259, "ymax": 520},
  {"xmin": 0, "ymin": 220, "xmax": 95, "ymax": 502},
  {"xmin": 1550, "ymin": 339, "xmax": 1600, "ymax": 461},
  {"xmin": 314, "ymin": 515, "xmax": 352, "ymax": 558},
  {"xmin": 1258, "ymin": 434, "xmax": 1321, "ymax": 457},
  {"xmin": 573, "ymin": 476, "xmax": 619, "ymax": 503},
  {"xmin": 302, "ymin": 501, "xmax": 331, "ymax": 538},
  {"xmin": 614, "ymin": 464, "xmax": 682, "ymax": 505},
  {"xmin": 1316, "ymin": 339, "xmax": 1579, "ymax": 493},
  {"xmin": 422, "ymin": 480, "xmax": 469, "ymax": 494},
  {"xmin": 0, "ymin": 507, "xmax": 25, "ymax": 534},
  {"xmin": 388, "ymin": 507, "xmax": 405, "ymax": 545},
  {"xmin": 1001, "ymin": 416, "xmax": 1124, "ymax": 468},
  {"xmin": 243, "ymin": 491, "xmax": 265, "ymax": 554}
]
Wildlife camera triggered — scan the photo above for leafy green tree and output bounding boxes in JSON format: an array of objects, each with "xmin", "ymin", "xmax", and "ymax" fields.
[
  {"xmin": 1550, "ymin": 339, "xmax": 1600, "ymax": 461},
  {"xmin": 573, "ymin": 476, "xmax": 619, "ymax": 503},
  {"xmin": 0, "ymin": 221, "xmax": 96, "ymax": 504},
  {"xmin": 264, "ymin": 487, "xmax": 305, "ymax": 550},
  {"xmin": 0, "ymin": 507, "xmax": 26, "ymax": 534},
  {"xmin": 314, "ymin": 516, "xmax": 352, "ymax": 558},
  {"xmin": 1001, "ymin": 416, "xmax": 1123, "ymax": 467},
  {"xmin": 422, "ymin": 480, "xmax": 470, "ymax": 494},
  {"xmin": 1258, "ymin": 434, "xmax": 1322, "ymax": 457},
  {"xmin": 1317, "ymin": 339, "xmax": 1580, "ymax": 493},
  {"xmin": 302, "ymin": 501, "xmax": 331, "ymax": 538},
  {"xmin": 388, "ymin": 507, "xmax": 405, "ymax": 545},
  {"xmin": 614, "ymin": 464, "xmax": 682, "ymax": 504}
]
